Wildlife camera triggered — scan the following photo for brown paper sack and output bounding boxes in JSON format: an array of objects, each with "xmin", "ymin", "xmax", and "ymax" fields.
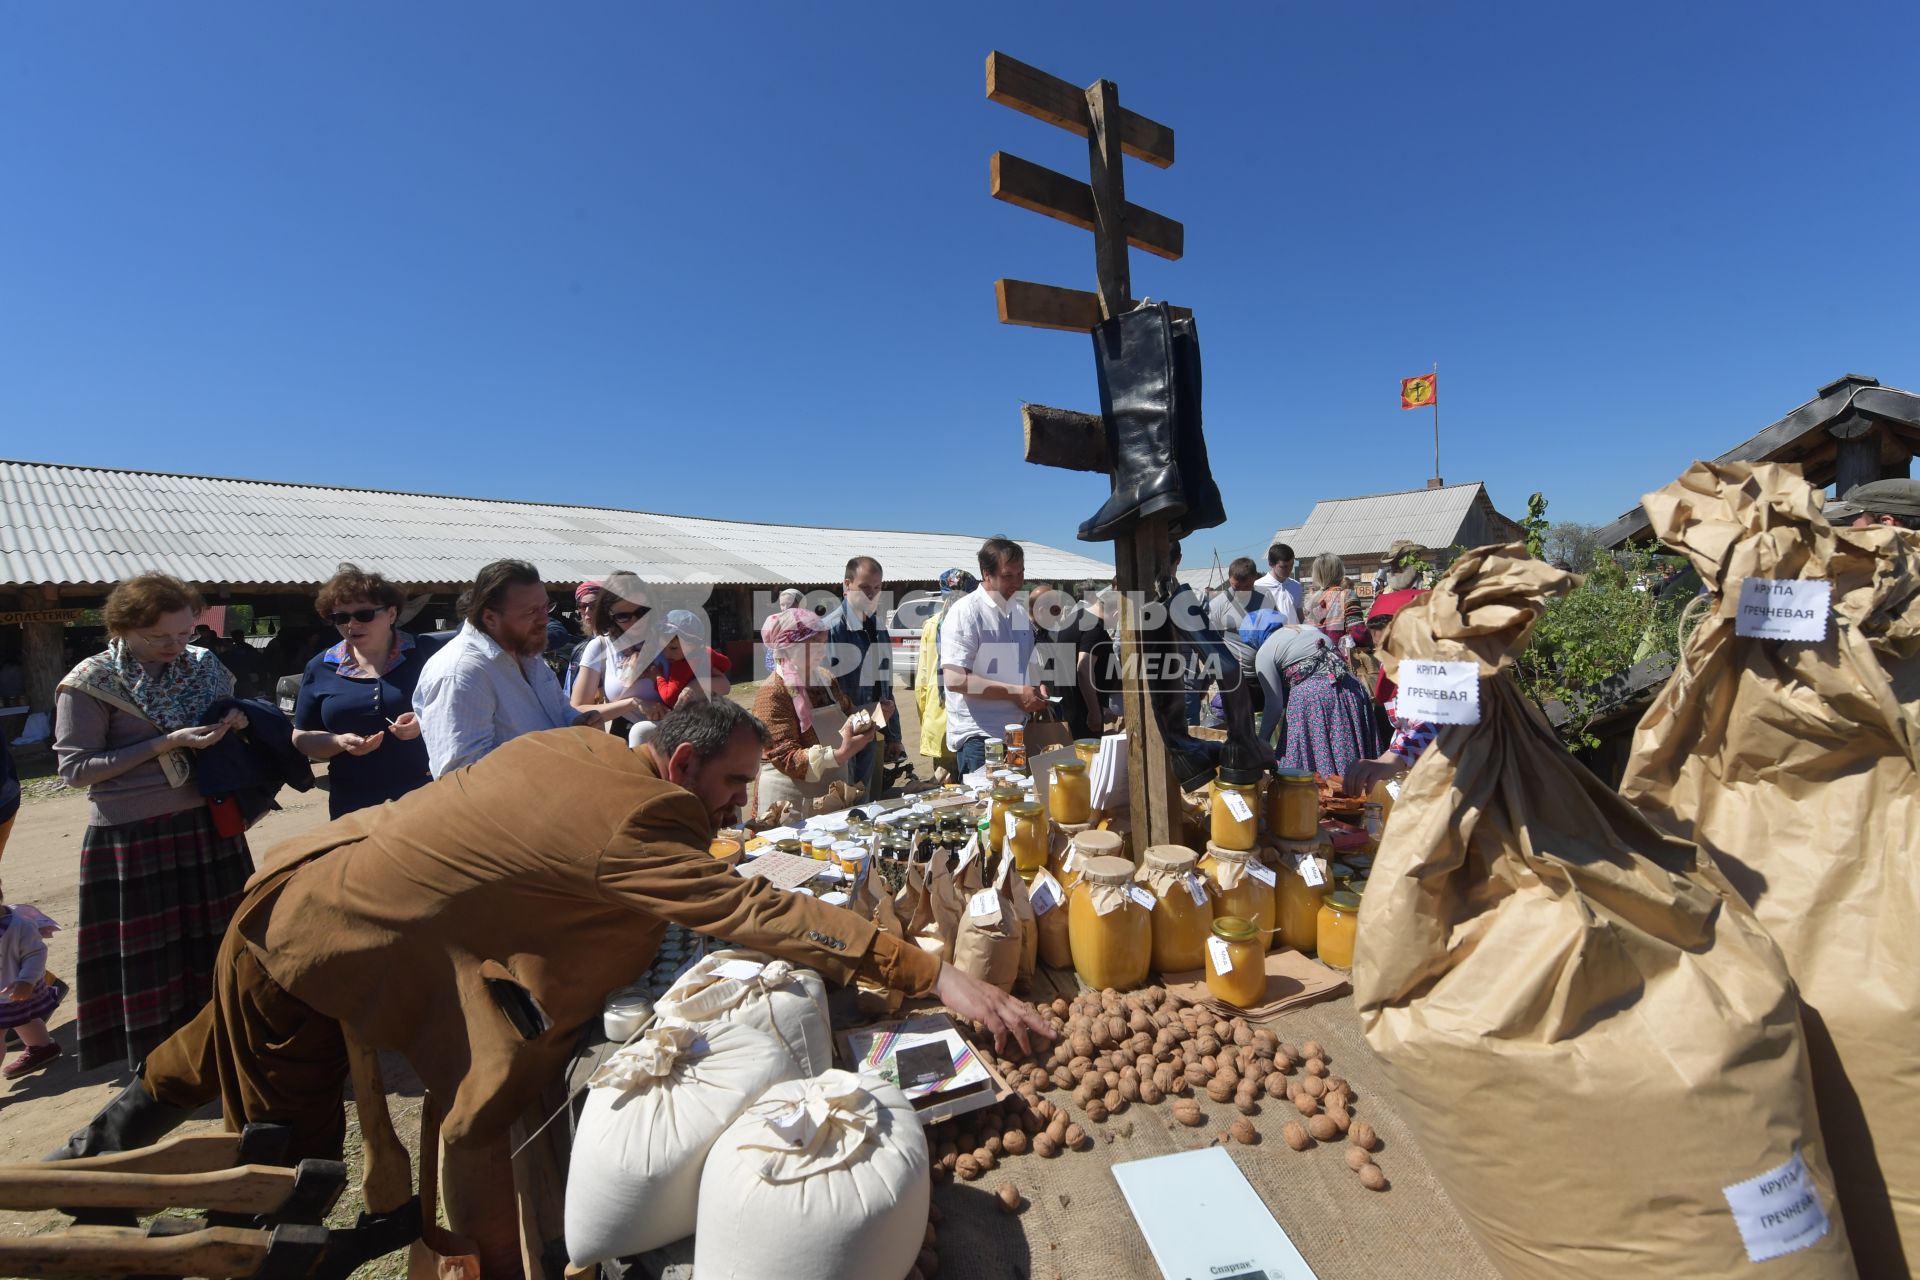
[
  {"xmin": 1027, "ymin": 867, "xmax": 1074, "ymax": 969},
  {"xmin": 1006, "ymin": 855, "xmax": 1038, "ymax": 982},
  {"xmin": 923, "ymin": 834, "xmax": 986, "ymax": 963},
  {"xmin": 1357, "ymin": 544, "xmax": 1855, "ymax": 1279},
  {"xmin": 953, "ymin": 849, "xmax": 1025, "ymax": 991},
  {"xmin": 1618, "ymin": 461, "xmax": 1920, "ymax": 1272}
]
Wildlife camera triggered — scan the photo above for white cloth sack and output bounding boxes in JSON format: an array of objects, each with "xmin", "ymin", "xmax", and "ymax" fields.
[
  {"xmin": 564, "ymin": 1018, "xmax": 797, "ymax": 1265},
  {"xmin": 654, "ymin": 948, "xmax": 833, "ymax": 1077},
  {"xmin": 694, "ymin": 1070, "xmax": 929, "ymax": 1280}
]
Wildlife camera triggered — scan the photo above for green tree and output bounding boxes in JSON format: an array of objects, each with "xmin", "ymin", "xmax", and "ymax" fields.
[{"xmin": 1521, "ymin": 492, "xmax": 1551, "ymax": 560}]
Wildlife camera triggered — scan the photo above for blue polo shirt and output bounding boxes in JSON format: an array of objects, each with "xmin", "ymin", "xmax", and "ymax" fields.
[{"xmin": 294, "ymin": 631, "xmax": 442, "ymax": 818}]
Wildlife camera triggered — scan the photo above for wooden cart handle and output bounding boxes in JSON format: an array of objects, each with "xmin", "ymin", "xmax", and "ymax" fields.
[
  {"xmin": 0, "ymin": 1164, "xmax": 297, "ymax": 1215},
  {"xmin": 0, "ymin": 1225, "xmax": 268, "ymax": 1278}
]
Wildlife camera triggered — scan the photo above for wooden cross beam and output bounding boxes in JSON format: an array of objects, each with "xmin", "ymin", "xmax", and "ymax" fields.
[{"xmin": 986, "ymin": 51, "xmax": 1189, "ymax": 855}]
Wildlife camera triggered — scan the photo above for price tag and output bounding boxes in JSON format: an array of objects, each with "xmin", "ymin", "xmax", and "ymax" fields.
[
  {"xmin": 1005, "ymin": 812, "xmax": 1018, "ymax": 842},
  {"xmin": 1126, "ymin": 884, "xmax": 1157, "ymax": 911},
  {"xmin": 1207, "ymin": 935, "xmax": 1233, "ymax": 974},
  {"xmin": 1185, "ymin": 873, "xmax": 1210, "ymax": 908},
  {"xmin": 1395, "ymin": 659, "xmax": 1482, "ymax": 725},
  {"xmin": 1246, "ymin": 860, "xmax": 1277, "ymax": 887},
  {"xmin": 1028, "ymin": 874, "xmax": 1061, "ymax": 916},
  {"xmin": 1386, "ymin": 778, "xmax": 1401, "ymax": 803},
  {"xmin": 711, "ymin": 959, "xmax": 766, "ymax": 982},
  {"xmin": 1299, "ymin": 857, "xmax": 1326, "ymax": 888},
  {"xmin": 1220, "ymin": 789, "xmax": 1254, "ymax": 823},
  {"xmin": 1735, "ymin": 579, "xmax": 1831, "ymax": 642},
  {"xmin": 969, "ymin": 888, "xmax": 1001, "ymax": 919},
  {"xmin": 1062, "ymin": 847, "xmax": 1079, "ymax": 873},
  {"xmin": 1723, "ymin": 1149, "xmax": 1831, "ymax": 1262},
  {"xmin": 954, "ymin": 834, "xmax": 981, "ymax": 876}
]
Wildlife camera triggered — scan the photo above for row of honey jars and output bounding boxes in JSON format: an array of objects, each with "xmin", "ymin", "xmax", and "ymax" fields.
[
  {"xmin": 1067, "ymin": 854, "xmax": 1151, "ymax": 990},
  {"xmin": 1134, "ymin": 845, "xmax": 1214, "ymax": 972}
]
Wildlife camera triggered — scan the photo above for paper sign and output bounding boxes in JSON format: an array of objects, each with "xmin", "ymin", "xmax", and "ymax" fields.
[
  {"xmin": 711, "ymin": 959, "xmax": 766, "ymax": 982},
  {"xmin": 1246, "ymin": 861, "xmax": 1277, "ymax": 887},
  {"xmin": 1127, "ymin": 884, "xmax": 1158, "ymax": 911},
  {"xmin": 1029, "ymin": 875, "xmax": 1062, "ymax": 916},
  {"xmin": 969, "ymin": 888, "xmax": 1001, "ymax": 919},
  {"xmin": 1395, "ymin": 659, "xmax": 1481, "ymax": 724},
  {"xmin": 1297, "ymin": 857, "xmax": 1325, "ymax": 888},
  {"xmin": 1185, "ymin": 874, "xmax": 1211, "ymax": 908},
  {"xmin": 755, "ymin": 826, "xmax": 801, "ymax": 844},
  {"xmin": 1220, "ymin": 789, "xmax": 1254, "ymax": 823},
  {"xmin": 1723, "ymin": 1149, "xmax": 1831, "ymax": 1262},
  {"xmin": 1207, "ymin": 935, "xmax": 1233, "ymax": 974},
  {"xmin": 1735, "ymin": 579, "xmax": 1831, "ymax": 642},
  {"xmin": 740, "ymin": 852, "xmax": 830, "ymax": 891}
]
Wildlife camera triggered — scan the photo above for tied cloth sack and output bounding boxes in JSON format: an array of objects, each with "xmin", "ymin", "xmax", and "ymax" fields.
[
  {"xmin": 694, "ymin": 1069, "xmax": 930, "ymax": 1280},
  {"xmin": 654, "ymin": 949, "xmax": 833, "ymax": 1078},
  {"xmin": 564, "ymin": 1018, "xmax": 797, "ymax": 1265},
  {"xmin": 1619, "ymin": 461, "xmax": 1920, "ymax": 1273},
  {"xmin": 953, "ymin": 848, "xmax": 1034, "ymax": 991},
  {"xmin": 1357, "ymin": 544, "xmax": 1856, "ymax": 1279}
]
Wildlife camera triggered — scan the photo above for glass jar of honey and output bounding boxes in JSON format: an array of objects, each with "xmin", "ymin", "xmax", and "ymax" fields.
[
  {"xmin": 1316, "ymin": 890, "xmax": 1362, "ymax": 970},
  {"xmin": 1067, "ymin": 855, "xmax": 1151, "ymax": 991},
  {"xmin": 1048, "ymin": 759, "xmax": 1092, "ymax": 825},
  {"xmin": 1275, "ymin": 839, "xmax": 1331, "ymax": 953},
  {"xmin": 1198, "ymin": 843, "xmax": 1276, "ymax": 945},
  {"xmin": 988, "ymin": 785, "xmax": 1023, "ymax": 854},
  {"xmin": 1266, "ymin": 768, "xmax": 1320, "ymax": 841},
  {"xmin": 1007, "ymin": 801, "xmax": 1048, "ymax": 876},
  {"xmin": 1136, "ymin": 845, "xmax": 1213, "ymax": 973},
  {"xmin": 1054, "ymin": 828, "xmax": 1122, "ymax": 893},
  {"xmin": 1073, "ymin": 738, "xmax": 1101, "ymax": 767},
  {"xmin": 806, "ymin": 833, "xmax": 836, "ymax": 861},
  {"xmin": 1205, "ymin": 916, "xmax": 1267, "ymax": 1008},
  {"xmin": 773, "ymin": 839, "xmax": 806, "ymax": 859},
  {"xmin": 1209, "ymin": 770, "xmax": 1261, "ymax": 851}
]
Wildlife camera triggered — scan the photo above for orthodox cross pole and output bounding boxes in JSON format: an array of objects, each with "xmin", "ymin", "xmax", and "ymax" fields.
[{"xmin": 985, "ymin": 51, "xmax": 1186, "ymax": 854}]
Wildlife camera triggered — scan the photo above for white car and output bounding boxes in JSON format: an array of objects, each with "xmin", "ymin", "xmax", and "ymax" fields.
[{"xmin": 886, "ymin": 593, "xmax": 944, "ymax": 686}]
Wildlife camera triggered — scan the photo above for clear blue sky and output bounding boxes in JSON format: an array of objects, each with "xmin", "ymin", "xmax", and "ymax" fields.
[{"xmin": 4, "ymin": 2, "xmax": 1916, "ymax": 575}]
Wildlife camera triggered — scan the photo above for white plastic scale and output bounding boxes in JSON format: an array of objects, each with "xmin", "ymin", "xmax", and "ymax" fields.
[{"xmin": 1111, "ymin": 1148, "xmax": 1320, "ymax": 1279}]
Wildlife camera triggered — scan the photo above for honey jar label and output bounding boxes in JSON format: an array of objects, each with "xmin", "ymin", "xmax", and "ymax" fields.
[
  {"xmin": 1184, "ymin": 874, "xmax": 1210, "ymax": 907},
  {"xmin": 1220, "ymin": 789, "xmax": 1254, "ymax": 823},
  {"xmin": 1207, "ymin": 935, "xmax": 1234, "ymax": 973},
  {"xmin": 1126, "ymin": 884, "xmax": 1157, "ymax": 911},
  {"xmin": 1294, "ymin": 856, "xmax": 1325, "ymax": 888},
  {"xmin": 1246, "ymin": 860, "xmax": 1277, "ymax": 887}
]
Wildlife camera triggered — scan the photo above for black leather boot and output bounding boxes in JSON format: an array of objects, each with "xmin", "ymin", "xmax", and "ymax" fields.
[
  {"xmin": 1079, "ymin": 304, "xmax": 1187, "ymax": 542},
  {"xmin": 1168, "ymin": 314, "xmax": 1225, "ymax": 538},
  {"xmin": 45, "ymin": 1068, "xmax": 196, "ymax": 1161}
]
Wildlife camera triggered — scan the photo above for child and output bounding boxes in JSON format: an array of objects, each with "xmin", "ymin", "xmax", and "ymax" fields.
[
  {"xmin": 652, "ymin": 610, "xmax": 733, "ymax": 708},
  {"xmin": 0, "ymin": 883, "xmax": 62, "ymax": 1079}
]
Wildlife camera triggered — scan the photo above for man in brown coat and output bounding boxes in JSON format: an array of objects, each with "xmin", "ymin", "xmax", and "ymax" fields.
[{"xmin": 50, "ymin": 698, "xmax": 1048, "ymax": 1271}]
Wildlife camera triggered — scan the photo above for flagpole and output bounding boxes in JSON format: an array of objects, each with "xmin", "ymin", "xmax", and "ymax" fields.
[{"xmin": 1431, "ymin": 360, "xmax": 1440, "ymax": 484}]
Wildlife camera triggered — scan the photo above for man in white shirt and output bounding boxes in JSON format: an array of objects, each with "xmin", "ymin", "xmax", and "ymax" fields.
[
  {"xmin": 1253, "ymin": 542, "xmax": 1304, "ymax": 622},
  {"xmin": 939, "ymin": 537, "xmax": 1048, "ymax": 776},
  {"xmin": 415, "ymin": 560, "xmax": 603, "ymax": 777}
]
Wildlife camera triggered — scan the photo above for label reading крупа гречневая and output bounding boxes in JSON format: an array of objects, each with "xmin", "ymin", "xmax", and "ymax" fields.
[
  {"xmin": 1394, "ymin": 660, "xmax": 1481, "ymax": 725},
  {"xmin": 1734, "ymin": 579, "xmax": 1831, "ymax": 642}
]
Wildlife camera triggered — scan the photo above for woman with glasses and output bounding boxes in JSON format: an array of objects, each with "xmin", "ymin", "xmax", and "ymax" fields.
[
  {"xmin": 569, "ymin": 571, "xmax": 664, "ymax": 737},
  {"xmin": 291, "ymin": 564, "xmax": 441, "ymax": 818},
  {"xmin": 53, "ymin": 573, "xmax": 253, "ymax": 1071}
]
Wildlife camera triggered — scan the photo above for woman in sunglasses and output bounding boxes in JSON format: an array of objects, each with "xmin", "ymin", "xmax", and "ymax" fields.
[
  {"xmin": 291, "ymin": 564, "xmax": 442, "ymax": 818},
  {"xmin": 569, "ymin": 570, "xmax": 665, "ymax": 737}
]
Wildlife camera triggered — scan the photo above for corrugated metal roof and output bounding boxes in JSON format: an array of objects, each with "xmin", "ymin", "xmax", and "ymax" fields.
[
  {"xmin": 0, "ymin": 460, "xmax": 1115, "ymax": 589},
  {"xmin": 1273, "ymin": 483, "xmax": 1491, "ymax": 559}
]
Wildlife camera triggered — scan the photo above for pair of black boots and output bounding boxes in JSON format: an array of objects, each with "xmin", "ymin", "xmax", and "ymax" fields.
[{"xmin": 1078, "ymin": 302, "xmax": 1225, "ymax": 543}]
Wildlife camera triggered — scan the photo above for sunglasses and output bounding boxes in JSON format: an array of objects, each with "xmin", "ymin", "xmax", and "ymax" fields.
[
  {"xmin": 329, "ymin": 608, "xmax": 387, "ymax": 626},
  {"xmin": 611, "ymin": 605, "xmax": 652, "ymax": 626}
]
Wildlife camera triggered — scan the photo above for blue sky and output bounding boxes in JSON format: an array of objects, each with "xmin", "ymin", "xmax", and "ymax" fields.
[{"xmin": 3, "ymin": 3, "xmax": 1916, "ymax": 575}]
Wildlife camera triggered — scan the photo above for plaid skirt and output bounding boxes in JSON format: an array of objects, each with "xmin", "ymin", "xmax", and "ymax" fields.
[{"xmin": 75, "ymin": 805, "xmax": 253, "ymax": 1072}]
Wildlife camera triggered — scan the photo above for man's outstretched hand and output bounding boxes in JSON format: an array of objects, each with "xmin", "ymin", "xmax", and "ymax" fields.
[{"xmin": 934, "ymin": 964, "xmax": 1056, "ymax": 1056}]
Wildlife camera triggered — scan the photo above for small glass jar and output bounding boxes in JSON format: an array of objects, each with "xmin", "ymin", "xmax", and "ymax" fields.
[
  {"xmin": 1276, "ymin": 843, "xmax": 1331, "ymax": 953},
  {"xmin": 984, "ymin": 738, "xmax": 1007, "ymax": 768},
  {"xmin": 1205, "ymin": 916, "xmax": 1267, "ymax": 1008},
  {"xmin": 806, "ymin": 833, "xmax": 836, "ymax": 861},
  {"xmin": 1210, "ymin": 773, "xmax": 1260, "ymax": 851},
  {"xmin": 1198, "ymin": 843, "xmax": 1276, "ymax": 944},
  {"xmin": 1073, "ymin": 738, "xmax": 1102, "ymax": 767},
  {"xmin": 1067, "ymin": 855, "xmax": 1152, "ymax": 991},
  {"xmin": 1360, "ymin": 801, "xmax": 1385, "ymax": 850},
  {"xmin": 832, "ymin": 841, "xmax": 866, "ymax": 876},
  {"xmin": 988, "ymin": 784, "xmax": 1023, "ymax": 854},
  {"xmin": 1004, "ymin": 723, "xmax": 1028, "ymax": 769},
  {"xmin": 1007, "ymin": 801, "xmax": 1048, "ymax": 875},
  {"xmin": 1266, "ymin": 768, "xmax": 1320, "ymax": 841},
  {"xmin": 1136, "ymin": 845, "xmax": 1213, "ymax": 973},
  {"xmin": 1329, "ymin": 861, "xmax": 1359, "ymax": 894},
  {"xmin": 1049, "ymin": 759, "xmax": 1092, "ymax": 825},
  {"xmin": 773, "ymin": 839, "xmax": 806, "ymax": 858},
  {"xmin": 1316, "ymin": 890, "xmax": 1362, "ymax": 970}
]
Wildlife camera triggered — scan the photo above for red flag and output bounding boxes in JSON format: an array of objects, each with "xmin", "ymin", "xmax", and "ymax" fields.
[{"xmin": 1400, "ymin": 373, "xmax": 1437, "ymax": 409}]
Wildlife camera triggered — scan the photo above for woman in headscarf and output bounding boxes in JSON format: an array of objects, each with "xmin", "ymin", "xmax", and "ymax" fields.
[
  {"xmin": 54, "ymin": 573, "xmax": 253, "ymax": 1071},
  {"xmin": 1253, "ymin": 623, "xmax": 1380, "ymax": 778},
  {"xmin": 751, "ymin": 607, "xmax": 875, "ymax": 815}
]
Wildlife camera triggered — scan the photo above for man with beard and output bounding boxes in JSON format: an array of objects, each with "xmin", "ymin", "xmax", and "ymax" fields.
[
  {"xmin": 414, "ymin": 559, "xmax": 603, "ymax": 777},
  {"xmin": 48, "ymin": 698, "xmax": 1054, "ymax": 1275}
]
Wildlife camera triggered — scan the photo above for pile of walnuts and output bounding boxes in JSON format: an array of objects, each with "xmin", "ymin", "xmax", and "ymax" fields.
[{"xmin": 946, "ymin": 984, "xmax": 1389, "ymax": 1196}]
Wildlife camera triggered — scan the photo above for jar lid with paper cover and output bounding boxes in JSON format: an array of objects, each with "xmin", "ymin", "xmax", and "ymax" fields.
[
  {"xmin": 1077, "ymin": 855, "xmax": 1134, "ymax": 886},
  {"xmin": 1141, "ymin": 844, "xmax": 1198, "ymax": 874}
]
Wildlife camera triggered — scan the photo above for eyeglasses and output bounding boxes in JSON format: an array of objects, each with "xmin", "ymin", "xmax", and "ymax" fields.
[
  {"xmin": 329, "ymin": 608, "xmax": 386, "ymax": 626},
  {"xmin": 611, "ymin": 606, "xmax": 652, "ymax": 626}
]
